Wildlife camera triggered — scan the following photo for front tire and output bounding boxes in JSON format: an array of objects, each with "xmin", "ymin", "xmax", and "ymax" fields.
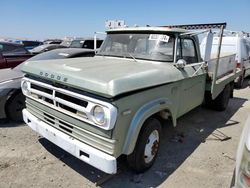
[{"xmin": 127, "ymin": 118, "xmax": 162, "ymax": 173}]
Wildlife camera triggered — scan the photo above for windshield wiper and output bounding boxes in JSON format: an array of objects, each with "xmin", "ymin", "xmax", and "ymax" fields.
[
  {"xmin": 96, "ymin": 53, "xmax": 110, "ymax": 57},
  {"xmin": 96, "ymin": 52, "xmax": 138, "ymax": 62},
  {"xmin": 126, "ymin": 53, "xmax": 137, "ymax": 62}
]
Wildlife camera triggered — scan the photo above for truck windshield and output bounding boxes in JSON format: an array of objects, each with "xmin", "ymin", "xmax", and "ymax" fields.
[{"xmin": 97, "ymin": 33, "xmax": 175, "ymax": 62}]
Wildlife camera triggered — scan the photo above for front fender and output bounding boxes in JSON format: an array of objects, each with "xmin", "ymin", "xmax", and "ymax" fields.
[{"xmin": 122, "ymin": 98, "xmax": 176, "ymax": 155}]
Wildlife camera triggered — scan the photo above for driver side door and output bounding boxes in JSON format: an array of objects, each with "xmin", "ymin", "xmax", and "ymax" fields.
[{"xmin": 177, "ymin": 37, "xmax": 207, "ymax": 116}]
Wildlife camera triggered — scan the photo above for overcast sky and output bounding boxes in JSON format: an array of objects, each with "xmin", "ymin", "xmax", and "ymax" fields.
[{"xmin": 1, "ymin": 0, "xmax": 249, "ymax": 40}]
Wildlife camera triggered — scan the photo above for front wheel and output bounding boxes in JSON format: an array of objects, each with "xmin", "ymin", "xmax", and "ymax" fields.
[{"xmin": 127, "ymin": 118, "xmax": 161, "ymax": 173}]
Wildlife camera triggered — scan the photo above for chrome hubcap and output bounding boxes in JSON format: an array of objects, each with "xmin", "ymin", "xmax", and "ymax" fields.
[{"xmin": 144, "ymin": 130, "xmax": 159, "ymax": 164}]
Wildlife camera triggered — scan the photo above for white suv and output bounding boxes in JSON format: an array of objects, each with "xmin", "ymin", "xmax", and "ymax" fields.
[{"xmin": 200, "ymin": 33, "xmax": 250, "ymax": 88}]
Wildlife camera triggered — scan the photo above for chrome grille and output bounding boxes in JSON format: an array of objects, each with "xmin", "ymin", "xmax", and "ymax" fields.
[
  {"xmin": 29, "ymin": 81, "xmax": 88, "ymax": 118},
  {"xmin": 23, "ymin": 78, "xmax": 100, "ymax": 126},
  {"xmin": 22, "ymin": 77, "xmax": 118, "ymax": 130}
]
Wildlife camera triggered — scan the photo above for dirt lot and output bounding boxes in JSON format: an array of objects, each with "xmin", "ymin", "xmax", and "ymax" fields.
[{"xmin": 0, "ymin": 81, "xmax": 250, "ymax": 188}]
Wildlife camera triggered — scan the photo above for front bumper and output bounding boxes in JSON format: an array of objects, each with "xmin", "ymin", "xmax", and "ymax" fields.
[{"xmin": 23, "ymin": 109, "xmax": 117, "ymax": 174}]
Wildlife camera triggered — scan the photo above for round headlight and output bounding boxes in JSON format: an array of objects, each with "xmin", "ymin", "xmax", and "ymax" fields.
[
  {"xmin": 22, "ymin": 81, "xmax": 29, "ymax": 94},
  {"xmin": 93, "ymin": 105, "xmax": 106, "ymax": 125}
]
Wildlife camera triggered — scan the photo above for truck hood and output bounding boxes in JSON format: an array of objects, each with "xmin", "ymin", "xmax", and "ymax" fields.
[{"xmin": 22, "ymin": 56, "xmax": 184, "ymax": 98}]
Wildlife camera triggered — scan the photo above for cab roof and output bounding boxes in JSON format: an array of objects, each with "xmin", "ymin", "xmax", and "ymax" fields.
[{"xmin": 107, "ymin": 27, "xmax": 188, "ymax": 34}]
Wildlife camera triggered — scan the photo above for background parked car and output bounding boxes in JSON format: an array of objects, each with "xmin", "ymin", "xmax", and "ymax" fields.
[
  {"xmin": 30, "ymin": 38, "xmax": 103, "ymax": 55},
  {"xmin": 61, "ymin": 38, "xmax": 103, "ymax": 49},
  {"xmin": 200, "ymin": 32, "xmax": 250, "ymax": 88},
  {"xmin": 28, "ymin": 48, "xmax": 96, "ymax": 61},
  {"xmin": 0, "ymin": 42, "xmax": 33, "ymax": 69},
  {"xmin": 0, "ymin": 48, "xmax": 96, "ymax": 121},
  {"xmin": 70, "ymin": 38, "xmax": 103, "ymax": 49},
  {"xmin": 0, "ymin": 64, "xmax": 24, "ymax": 121},
  {"xmin": 14, "ymin": 40, "xmax": 43, "ymax": 50},
  {"xmin": 29, "ymin": 44, "xmax": 67, "ymax": 54},
  {"xmin": 233, "ymin": 116, "xmax": 250, "ymax": 188},
  {"xmin": 43, "ymin": 39, "xmax": 62, "ymax": 45},
  {"xmin": 60, "ymin": 38, "xmax": 73, "ymax": 47}
]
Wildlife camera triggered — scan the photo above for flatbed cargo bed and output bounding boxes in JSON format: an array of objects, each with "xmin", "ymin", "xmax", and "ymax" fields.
[{"xmin": 206, "ymin": 54, "xmax": 242, "ymax": 99}]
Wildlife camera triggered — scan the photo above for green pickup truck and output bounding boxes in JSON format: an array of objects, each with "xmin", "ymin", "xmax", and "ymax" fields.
[{"xmin": 21, "ymin": 23, "xmax": 241, "ymax": 174}]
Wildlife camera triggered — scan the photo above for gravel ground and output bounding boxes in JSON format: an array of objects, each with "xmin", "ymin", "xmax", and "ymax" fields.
[{"xmin": 0, "ymin": 80, "xmax": 249, "ymax": 188}]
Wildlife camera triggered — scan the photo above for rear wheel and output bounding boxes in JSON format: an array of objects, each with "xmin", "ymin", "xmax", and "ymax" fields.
[
  {"xmin": 127, "ymin": 118, "xmax": 161, "ymax": 173},
  {"xmin": 5, "ymin": 92, "xmax": 25, "ymax": 122},
  {"xmin": 205, "ymin": 84, "xmax": 231, "ymax": 111}
]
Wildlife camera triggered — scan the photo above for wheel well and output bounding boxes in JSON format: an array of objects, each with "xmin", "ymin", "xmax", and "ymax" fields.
[
  {"xmin": 135, "ymin": 109, "xmax": 172, "ymax": 145},
  {"xmin": 6, "ymin": 89, "xmax": 22, "ymax": 102},
  {"xmin": 4, "ymin": 89, "xmax": 25, "ymax": 121},
  {"xmin": 143, "ymin": 109, "xmax": 173, "ymax": 129},
  {"xmin": 5, "ymin": 89, "xmax": 22, "ymax": 110},
  {"xmin": 123, "ymin": 104, "xmax": 175, "ymax": 155}
]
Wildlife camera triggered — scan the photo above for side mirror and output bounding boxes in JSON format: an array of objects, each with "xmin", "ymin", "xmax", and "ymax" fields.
[{"xmin": 175, "ymin": 59, "xmax": 187, "ymax": 69}]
